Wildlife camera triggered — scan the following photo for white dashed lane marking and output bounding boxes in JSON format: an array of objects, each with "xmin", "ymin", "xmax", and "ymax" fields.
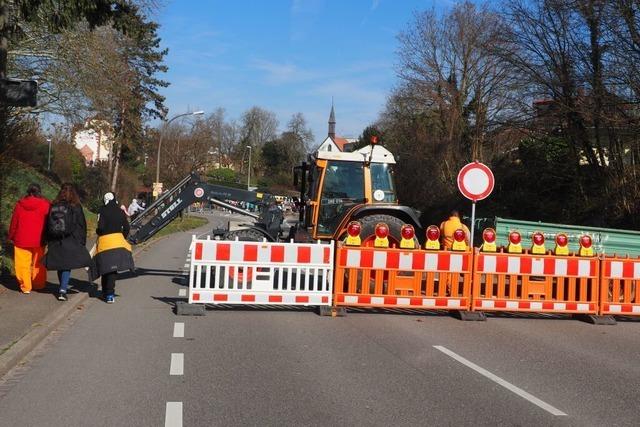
[
  {"xmin": 173, "ymin": 322, "xmax": 184, "ymax": 338},
  {"xmin": 165, "ymin": 402, "xmax": 182, "ymax": 427},
  {"xmin": 170, "ymin": 353, "xmax": 184, "ymax": 376},
  {"xmin": 434, "ymin": 346, "xmax": 567, "ymax": 416}
]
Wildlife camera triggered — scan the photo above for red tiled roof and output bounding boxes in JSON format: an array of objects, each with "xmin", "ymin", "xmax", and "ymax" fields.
[
  {"xmin": 79, "ymin": 144, "xmax": 93, "ymax": 162},
  {"xmin": 332, "ymin": 137, "xmax": 349, "ymax": 151}
]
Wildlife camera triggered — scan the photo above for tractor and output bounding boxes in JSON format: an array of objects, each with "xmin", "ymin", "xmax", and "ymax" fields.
[{"xmin": 294, "ymin": 139, "xmax": 423, "ymax": 245}]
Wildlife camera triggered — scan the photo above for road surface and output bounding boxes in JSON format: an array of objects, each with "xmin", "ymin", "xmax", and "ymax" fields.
[{"xmin": 0, "ymin": 213, "xmax": 639, "ymax": 426}]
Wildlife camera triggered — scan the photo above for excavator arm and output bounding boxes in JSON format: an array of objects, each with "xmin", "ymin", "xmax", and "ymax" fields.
[{"xmin": 127, "ymin": 174, "xmax": 270, "ymax": 244}]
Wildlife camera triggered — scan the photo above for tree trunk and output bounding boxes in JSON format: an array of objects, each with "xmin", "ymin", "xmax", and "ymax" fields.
[{"xmin": 110, "ymin": 142, "xmax": 121, "ymax": 192}]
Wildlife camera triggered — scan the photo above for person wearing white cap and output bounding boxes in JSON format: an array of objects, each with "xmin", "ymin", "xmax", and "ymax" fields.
[{"xmin": 89, "ymin": 192, "xmax": 134, "ymax": 303}]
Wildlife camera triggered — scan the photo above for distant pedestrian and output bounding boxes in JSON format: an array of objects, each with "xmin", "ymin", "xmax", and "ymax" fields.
[
  {"xmin": 127, "ymin": 198, "xmax": 143, "ymax": 219},
  {"xmin": 90, "ymin": 192, "xmax": 135, "ymax": 303},
  {"xmin": 8, "ymin": 183, "xmax": 50, "ymax": 294},
  {"xmin": 439, "ymin": 210, "xmax": 470, "ymax": 250},
  {"xmin": 43, "ymin": 184, "xmax": 93, "ymax": 301}
]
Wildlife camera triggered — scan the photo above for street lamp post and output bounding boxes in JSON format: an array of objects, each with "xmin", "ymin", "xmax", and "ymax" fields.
[
  {"xmin": 155, "ymin": 110, "xmax": 204, "ymax": 195},
  {"xmin": 46, "ymin": 138, "xmax": 52, "ymax": 170},
  {"xmin": 246, "ymin": 145, "xmax": 252, "ymax": 190}
]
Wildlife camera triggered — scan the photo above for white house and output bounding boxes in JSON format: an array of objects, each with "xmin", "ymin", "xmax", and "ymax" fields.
[
  {"xmin": 73, "ymin": 119, "xmax": 113, "ymax": 165},
  {"xmin": 315, "ymin": 104, "xmax": 357, "ymax": 153}
]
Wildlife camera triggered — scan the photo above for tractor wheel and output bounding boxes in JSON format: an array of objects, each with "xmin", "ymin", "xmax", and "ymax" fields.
[
  {"xmin": 356, "ymin": 214, "xmax": 418, "ymax": 247},
  {"xmin": 222, "ymin": 229, "xmax": 266, "ymax": 282}
]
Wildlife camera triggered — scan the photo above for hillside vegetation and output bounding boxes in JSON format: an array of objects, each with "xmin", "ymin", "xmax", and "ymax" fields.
[{"xmin": 0, "ymin": 160, "xmax": 99, "ymax": 274}]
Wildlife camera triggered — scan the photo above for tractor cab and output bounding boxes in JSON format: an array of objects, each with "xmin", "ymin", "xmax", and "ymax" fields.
[{"xmin": 295, "ymin": 143, "xmax": 421, "ymax": 244}]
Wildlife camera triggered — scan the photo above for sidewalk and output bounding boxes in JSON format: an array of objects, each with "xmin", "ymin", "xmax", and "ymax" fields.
[{"xmin": 0, "ymin": 267, "xmax": 97, "ymax": 378}]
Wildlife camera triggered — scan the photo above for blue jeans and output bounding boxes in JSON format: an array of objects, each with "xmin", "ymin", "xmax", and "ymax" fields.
[{"xmin": 57, "ymin": 270, "xmax": 71, "ymax": 293}]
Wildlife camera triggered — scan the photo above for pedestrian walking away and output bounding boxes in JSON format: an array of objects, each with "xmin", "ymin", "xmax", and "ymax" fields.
[
  {"xmin": 42, "ymin": 183, "xmax": 93, "ymax": 301},
  {"xmin": 90, "ymin": 192, "xmax": 135, "ymax": 303},
  {"xmin": 127, "ymin": 198, "xmax": 143, "ymax": 220},
  {"xmin": 8, "ymin": 183, "xmax": 50, "ymax": 294},
  {"xmin": 440, "ymin": 210, "xmax": 471, "ymax": 250}
]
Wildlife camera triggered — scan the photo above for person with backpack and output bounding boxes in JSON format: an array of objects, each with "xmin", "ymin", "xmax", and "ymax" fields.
[
  {"xmin": 8, "ymin": 183, "xmax": 51, "ymax": 294},
  {"xmin": 90, "ymin": 192, "xmax": 134, "ymax": 303},
  {"xmin": 43, "ymin": 183, "xmax": 92, "ymax": 301}
]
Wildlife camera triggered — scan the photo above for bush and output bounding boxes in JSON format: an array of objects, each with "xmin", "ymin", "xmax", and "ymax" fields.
[{"xmin": 206, "ymin": 167, "xmax": 236, "ymax": 183}]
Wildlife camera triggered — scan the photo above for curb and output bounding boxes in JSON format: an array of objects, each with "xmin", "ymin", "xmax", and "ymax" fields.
[{"xmin": 0, "ymin": 219, "xmax": 208, "ymax": 379}]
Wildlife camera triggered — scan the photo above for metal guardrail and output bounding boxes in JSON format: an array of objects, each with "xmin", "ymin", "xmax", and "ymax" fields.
[{"xmin": 495, "ymin": 217, "xmax": 640, "ymax": 257}]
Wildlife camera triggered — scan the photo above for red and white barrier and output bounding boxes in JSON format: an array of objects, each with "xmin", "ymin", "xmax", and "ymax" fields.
[
  {"xmin": 188, "ymin": 237, "xmax": 334, "ymax": 306},
  {"xmin": 600, "ymin": 257, "xmax": 640, "ymax": 316},
  {"xmin": 476, "ymin": 254, "xmax": 597, "ymax": 277},
  {"xmin": 472, "ymin": 252, "xmax": 599, "ymax": 315},
  {"xmin": 338, "ymin": 247, "xmax": 469, "ymax": 272}
]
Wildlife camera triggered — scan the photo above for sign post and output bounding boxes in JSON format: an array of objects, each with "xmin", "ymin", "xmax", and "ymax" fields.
[{"xmin": 457, "ymin": 161, "xmax": 495, "ymax": 248}]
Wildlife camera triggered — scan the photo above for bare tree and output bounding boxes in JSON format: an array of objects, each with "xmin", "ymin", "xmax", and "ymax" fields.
[
  {"xmin": 239, "ymin": 106, "xmax": 278, "ymax": 174},
  {"xmin": 396, "ymin": 1, "xmax": 514, "ymax": 167}
]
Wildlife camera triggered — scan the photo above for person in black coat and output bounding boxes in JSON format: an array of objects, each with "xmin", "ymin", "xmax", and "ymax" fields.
[
  {"xmin": 90, "ymin": 192, "xmax": 134, "ymax": 303},
  {"xmin": 43, "ymin": 183, "xmax": 92, "ymax": 301}
]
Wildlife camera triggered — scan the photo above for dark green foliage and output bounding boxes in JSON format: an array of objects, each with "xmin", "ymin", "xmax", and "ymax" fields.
[
  {"xmin": 356, "ymin": 125, "xmax": 384, "ymax": 150},
  {"xmin": 206, "ymin": 168, "xmax": 237, "ymax": 184}
]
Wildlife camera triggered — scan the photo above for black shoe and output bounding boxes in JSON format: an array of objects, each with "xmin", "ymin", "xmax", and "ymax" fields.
[{"xmin": 57, "ymin": 292, "xmax": 68, "ymax": 301}]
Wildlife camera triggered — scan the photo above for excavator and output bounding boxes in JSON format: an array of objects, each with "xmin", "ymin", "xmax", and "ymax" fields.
[{"xmin": 128, "ymin": 139, "xmax": 424, "ymax": 246}]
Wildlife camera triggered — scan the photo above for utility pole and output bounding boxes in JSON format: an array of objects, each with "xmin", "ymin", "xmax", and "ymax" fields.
[{"xmin": 246, "ymin": 145, "xmax": 252, "ymax": 190}]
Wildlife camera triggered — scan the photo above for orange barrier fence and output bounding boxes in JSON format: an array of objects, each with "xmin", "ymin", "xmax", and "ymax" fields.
[
  {"xmin": 471, "ymin": 251, "xmax": 599, "ymax": 314},
  {"xmin": 333, "ymin": 244, "xmax": 473, "ymax": 311},
  {"xmin": 600, "ymin": 257, "xmax": 640, "ymax": 316}
]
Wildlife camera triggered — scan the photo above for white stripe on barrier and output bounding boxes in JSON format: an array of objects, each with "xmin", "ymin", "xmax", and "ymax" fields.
[
  {"xmin": 555, "ymin": 259, "xmax": 567, "ymax": 276},
  {"xmin": 426, "ymin": 253, "xmax": 438, "ymax": 270},
  {"xmin": 506, "ymin": 300, "xmax": 519, "ymax": 309},
  {"xmin": 373, "ymin": 251, "xmax": 386, "ymax": 269},
  {"xmin": 530, "ymin": 302, "xmax": 543, "ymax": 310},
  {"xmin": 532, "ymin": 258, "xmax": 544, "ymax": 275},
  {"xmin": 397, "ymin": 297, "xmax": 410, "ymax": 305},
  {"xmin": 507, "ymin": 257, "xmax": 519, "ymax": 274},
  {"xmin": 484, "ymin": 255, "xmax": 497, "ymax": 273},
  {"xmin": 635, "ymin": 263, "xmax": 640, "ymax": 279},
  {"xmin": 399, "ymin": 253, "xmax": 413, "ymax": 270},
  {"xmin": 447, "ymin": 299, "xmax": 461, "ymax": 308},
  {"xmin": 577, "ymin": 260, "xmax": 590, "ymax": 277},
  {"xmin": 371, "ymin": 296, "xmax": 385, "ymax": 305},
  {"xmin": 346, "ymin": 249, "xmax": 360, "ymax": 268},
  {"xmin": 450, "ymin": 254, "xmax": 463, "ymax": 272},
  {"xmin": 611, "ymin": 261, "xmax": 623, "ymax": 279}
]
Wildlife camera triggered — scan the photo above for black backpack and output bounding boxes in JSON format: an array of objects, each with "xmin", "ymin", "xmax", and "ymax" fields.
[{"xmin": 48, "ymin": 203, "xmax": 74, "ymax": 238}]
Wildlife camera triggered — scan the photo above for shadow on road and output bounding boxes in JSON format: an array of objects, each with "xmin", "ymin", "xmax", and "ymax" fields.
[
  {"xmin": 0, "ymin": 271, "xmax": 102, "ymax": 300},
  {"xmin": 118, "ymin": 268, "xmax": 182, "ymax": 280}
]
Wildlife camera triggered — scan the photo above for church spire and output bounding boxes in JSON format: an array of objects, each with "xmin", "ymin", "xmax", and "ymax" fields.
[{"xmin": 328, "ymin": 99, "xmax": 336, "ymax": 140}]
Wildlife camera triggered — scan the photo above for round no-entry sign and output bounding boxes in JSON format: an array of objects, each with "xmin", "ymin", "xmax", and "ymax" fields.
[{"xmin": 457, "ymin": 162, "xmax": 494, "ymax": 201}]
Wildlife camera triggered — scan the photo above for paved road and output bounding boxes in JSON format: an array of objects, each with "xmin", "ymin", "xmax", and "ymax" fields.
[{"xmin": 0, "ymin": 213, "xmax": 639, "ymax": 426}]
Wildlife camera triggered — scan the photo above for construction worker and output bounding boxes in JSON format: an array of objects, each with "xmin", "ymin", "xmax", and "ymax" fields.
[{"xmin": 439, "ymin": 210, "xmax": 471, "ymax": 250}]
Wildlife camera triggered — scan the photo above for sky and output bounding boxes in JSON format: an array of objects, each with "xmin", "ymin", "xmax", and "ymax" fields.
[{"xmin": 155, "ymin": 0, "xmax": 453, "ymax": 146}]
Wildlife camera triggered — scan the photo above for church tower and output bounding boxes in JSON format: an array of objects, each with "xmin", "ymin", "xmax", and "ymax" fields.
[{"xmin": 328, "ymin": 102, "xmax": 336, "ymax": 140}]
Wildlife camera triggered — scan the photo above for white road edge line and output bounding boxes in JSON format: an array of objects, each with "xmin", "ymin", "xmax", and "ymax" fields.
[
  {"xmin": 165, "ymin": 402, "xmax": 182, "ymax": 427},
  {"xmin": 433, "ymin": 345, "xmax": 567, "ymax": 416},
  {"xmin": 178, "ymin": 289, "xmax": 187, "ymax": 297},
  {"xmin": 173, "ymin": 322, "xmax": 184, "ymax": 338},
  {"xmin": 170, "ymin": 353, "xmax": 184, "ymax": 376}
]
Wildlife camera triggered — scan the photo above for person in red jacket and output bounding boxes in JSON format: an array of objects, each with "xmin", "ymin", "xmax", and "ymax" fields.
[{"xmin": 8, "ymin": 183, "xmax": 51, "ymax": 293}]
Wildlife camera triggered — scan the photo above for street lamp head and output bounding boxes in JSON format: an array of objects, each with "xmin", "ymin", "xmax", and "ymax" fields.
[
  {"xmin": 192, "ymin": 110, "xmax": 204, "ymax": 116},
  {"xmin": 246, "ymin": 145, "xmax": 251, "ymax": 149}
]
